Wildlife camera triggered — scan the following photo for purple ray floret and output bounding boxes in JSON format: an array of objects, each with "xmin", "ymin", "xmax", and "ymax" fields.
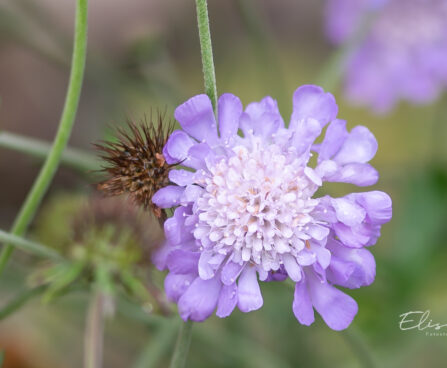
[
  {"xmin": 153, "ymin": 85, "xmax": 392, "ymax": 330},
  {"xmin": 325, "ymin": 0, "xmax": 447, "ymax": 112}
]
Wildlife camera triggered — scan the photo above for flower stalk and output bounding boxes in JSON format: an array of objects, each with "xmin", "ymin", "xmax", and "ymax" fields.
[
  {"xmin": 0, "ymin": 0, "xmax": 89, "ymax": 275},
  {"xmin": 169, "ymin": 0, "xmax": 218, "ymax": 366},
  {"xmin": 195, "ymin": 0, "xmax": 218, "ymax": 111},
  {"xmin": 84, "ymin": 291, "xmax": 105, "ymax": 368}
]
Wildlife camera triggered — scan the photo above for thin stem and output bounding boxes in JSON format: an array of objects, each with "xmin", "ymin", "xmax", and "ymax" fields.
[
  {"xmin": 167, "ymin": 2, "xmax": 217, "ymax": 367},
  {"xmin": 0, "ymin": 229, "xmax": 63, "ymax": 261},
  {"xmin": 0, "ymin": 284, "xmax": 47, "ymax": 321},
  {"xmin": 0, "ymin": 0, "xmax": 89, "ymax": 275},
  {"xmin": 0, "ymin": 131, "xmax": 99, "ymax": 173},
  {"xmin": 84, "ymin": 291, "xmax": 105, "ymax": 368},
  {"xmin": 195, "ymin": 0, "xmax": 218, "ymax": 111},
  {"xmin": 169, "ymin": 320, "xmax": 193, "ymax": 368}
]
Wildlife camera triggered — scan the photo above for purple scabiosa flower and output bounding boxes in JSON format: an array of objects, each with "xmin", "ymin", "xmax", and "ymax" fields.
[
  {"xmin": 153, "ymin": 85, "xmax": 392, "ymax": 330},
  {"xmin": 325, "ymin": 0, "xmax": 447, "ymax": 112}
]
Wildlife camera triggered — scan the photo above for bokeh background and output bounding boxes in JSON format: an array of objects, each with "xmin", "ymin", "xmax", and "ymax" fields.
[{"xmin": 1, "ymin": 0, "xmax": 447, "ymax": 367}]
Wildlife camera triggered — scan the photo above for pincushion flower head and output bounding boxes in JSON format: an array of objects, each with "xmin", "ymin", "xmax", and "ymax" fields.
[
  {"xmin": 325, "ymin": 0, "xmax": 447, "ymax": 112},
  {"xmin": 153, "ymin": 85, "xmax": 392, "ymax": 330}
]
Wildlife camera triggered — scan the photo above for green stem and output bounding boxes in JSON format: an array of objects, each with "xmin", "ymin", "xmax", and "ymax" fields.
[
  {"xmin": 84, "ymin": 291, "xmax": 105, "ymax": 368},
  {"xmin": 0, "ymin": 0, "xmax": 88, "ymax": 275},
  {"xmin": 169, "ymin": 320, "xmax": 193, "ymax": 368},
  {"xmin": 167, "ymin": 2, "xmax": 218, "ymax": 367},
  {"xmin": 0, "ymin": 131, "xmax": 99, "ymax": 173},
  {"xmin": 195, "ymin": 0, "xmax": 218, "ymax": 111},
  {"xmin": 0, "ymin": 229, "xmax": 63, "ymax": 261},
  {"xmin": 0, "ymin": 284, "xmax": 47, "ymax": 321}
]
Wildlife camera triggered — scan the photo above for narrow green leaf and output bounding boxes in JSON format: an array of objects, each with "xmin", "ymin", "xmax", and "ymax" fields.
[
  {"xmin": 0, "ymin": 132, "xmax": 99, "ymax": 173},
  {"xmin": 0, "ymin": 229, "xmax": 63, "ymax": 261}
]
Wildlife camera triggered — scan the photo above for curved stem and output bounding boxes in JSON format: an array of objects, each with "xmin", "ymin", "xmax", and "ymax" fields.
[
  {"xmin": 84, "ymin": 291, "xmax": 105, "ymax": 368},
  {"xmin": 169, "ymin": 320, "xmax": 193, "ymax": 368},
  {"xmin": 0, "ymin": 0, "xmax": 88, "ymax": 275},
  {"xmin": 195, "ymin": 0, "xmax": 218, "ymax": 111}
]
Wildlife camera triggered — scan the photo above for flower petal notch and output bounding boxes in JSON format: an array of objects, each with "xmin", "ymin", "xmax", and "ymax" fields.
[{"xmin": 153, "ymin": 86, "xmax": 392, "ymax": 330}]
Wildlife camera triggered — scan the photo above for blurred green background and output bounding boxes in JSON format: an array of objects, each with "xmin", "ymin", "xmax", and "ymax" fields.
[{"xmin": 1, "ymin": 0, "xmax": 447, "ymax": 367}]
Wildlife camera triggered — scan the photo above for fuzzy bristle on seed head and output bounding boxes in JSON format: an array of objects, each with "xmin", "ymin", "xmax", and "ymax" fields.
[{"xmin": 96, "ymin": 112, "xmax": 174, "ymax": 219}]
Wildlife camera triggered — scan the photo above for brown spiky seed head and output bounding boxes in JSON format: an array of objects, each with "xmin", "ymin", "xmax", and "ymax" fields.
[{"xmin": 96, "ymin": 112, "xmax": 174, "ymax": 219}]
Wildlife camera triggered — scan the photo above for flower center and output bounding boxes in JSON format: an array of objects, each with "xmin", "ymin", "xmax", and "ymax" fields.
[{"xmin": 193, "ymin": 135, "xmax": 320, "ymax": 271}]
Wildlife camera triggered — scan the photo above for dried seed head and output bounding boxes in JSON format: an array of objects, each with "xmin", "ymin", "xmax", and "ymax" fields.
[
  {"xmin": 96, "ymin": 112, "xmax": 174, "ymax": 219},
  {"xmin": 31, "ymin": 193, "xmax": 170, "ymax": 315}
]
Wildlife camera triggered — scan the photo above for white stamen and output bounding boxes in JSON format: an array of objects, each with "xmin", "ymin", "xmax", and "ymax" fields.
[{"xmin": 192, "ymin": 134, "xmax": 322, "ymax": 271}]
